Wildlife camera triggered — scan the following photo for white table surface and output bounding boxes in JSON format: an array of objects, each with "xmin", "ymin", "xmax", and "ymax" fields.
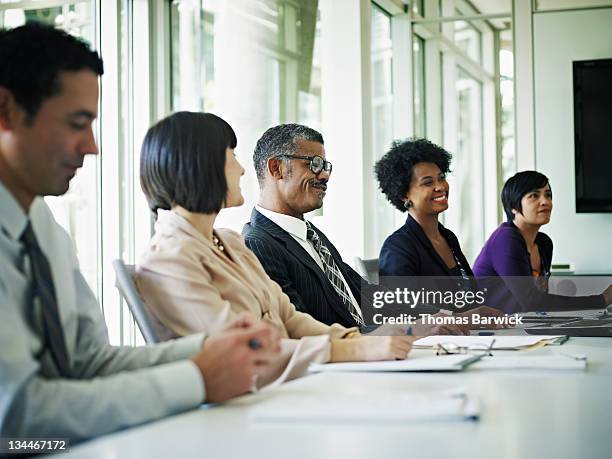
[{"xmin": 63, "ymin": 336, "xmax": 612, "ymax": 459}]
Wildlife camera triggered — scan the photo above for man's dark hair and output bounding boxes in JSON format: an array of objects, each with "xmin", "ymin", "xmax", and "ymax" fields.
[
  {"xmin": 140, "ymin": 111, "xmax": 237, "ymax": 215},
  {"xmin": 501, "ymin": 170, "xmax": 551, "ymax": 222},
  {"xmin": 0, "ymin": 22, "xmax": 104, "ymax": 120},
  {"xmin": 374, "ymin": 138, "xmax": 452, "ymax": 212},
  {"xmin": 253, "ymin": 123, "xmax": 324, "ymax": 185}
]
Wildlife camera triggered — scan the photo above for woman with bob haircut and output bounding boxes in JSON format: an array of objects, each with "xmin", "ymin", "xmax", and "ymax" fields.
[
  {"xmin": 473, "ymin": 170, "xmax": 612, "ymax": 313},
  {"xmin": 136, "ymin": 111, "xmax": 413, "ymax": 387},
  {"xmin": 374, "ymin": 139, "xmax": 503, "ymax": 320}
]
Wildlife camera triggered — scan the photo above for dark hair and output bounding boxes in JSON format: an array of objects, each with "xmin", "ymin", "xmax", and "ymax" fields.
[
  {"xmin": 253, "ymin": 123, "xmax": 324, "ymax": 185},
  {"xmin": 501, "ymin": 170, "xmax": 551, "ymax": 221},
  {"xmin": 0, "ymin": 22, "xmax": 104, "ymax": 120},
  {"xmin": 374, "ymin": 138, "xmax": 452, "ymax": 212},
  {"xmin": 140, "ymin": 111, "xmax": 237, "ymax": 215}
]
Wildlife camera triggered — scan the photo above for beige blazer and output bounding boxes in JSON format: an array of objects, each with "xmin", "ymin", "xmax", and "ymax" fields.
[{"xmin": 136, "ymin": 209, "xmax": 356, "ymax": 385}]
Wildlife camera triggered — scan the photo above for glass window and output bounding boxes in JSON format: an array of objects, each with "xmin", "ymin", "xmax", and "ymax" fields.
[
  {"xmin": 369, "ymin": 4, "xmax": 395, "ymax": 256},
  {"xmin": 453, "ymin": 18, "xmax": 482, "ymax": 64},
  {"xmin": 298, "ymin": 8, "xmax": 321, "ymax": 130},
  {"xmin": 1, "ymin": 1, "xmax": 150, "ymax": 346},
  {"xmin": 499, "ymin": 29, "xmax": 515, "ymax": 182},
  {"xmin": 412, "ymin": 0, "xmax": 424, "ymax": 17},
  {"xmin": 170, "ymin": 0, "xmax": 321, "ymax": 231},
  {"xmin": 453, "ymin": 68, "xmax": 484, "ymax": 262},
  {"xmin": 413, "ymin": 35, "xmax": 426, "ymax": 137},
  {"xmin": 0, "ymin": 2, "xmax": 100, "ymax": 301},
  {"xmin": 412, "ymin": 3, "xmax": 502, "ymax": 261}
]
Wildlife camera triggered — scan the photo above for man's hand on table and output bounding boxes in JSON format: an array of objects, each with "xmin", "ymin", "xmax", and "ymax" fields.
[{"xmin": 192, "ymin": 313, "xmax": 281, "ymax": 403}]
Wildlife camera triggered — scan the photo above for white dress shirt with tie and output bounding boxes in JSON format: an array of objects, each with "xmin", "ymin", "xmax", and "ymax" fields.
[
  {"xmin": 255, "ymin": 205, "xmax": 363, "ymax": 319},
  {"xmin": 0, "ymin": 181, "xmax": 205, "ymax": 441}
]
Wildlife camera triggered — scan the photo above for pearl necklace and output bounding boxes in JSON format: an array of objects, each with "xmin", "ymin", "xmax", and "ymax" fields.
[{"xmin": 212, "ymin": 234, "xmax": 225, "ymax": 252}]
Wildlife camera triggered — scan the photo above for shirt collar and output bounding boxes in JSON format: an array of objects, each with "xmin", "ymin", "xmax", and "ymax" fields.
[
  {"xmin": 255, "ymin": 205, "xmax": 308, "ymax": 241},
  {"xmin": 0, "ymin": 180, "xmax": 29, "ymax": 241}
]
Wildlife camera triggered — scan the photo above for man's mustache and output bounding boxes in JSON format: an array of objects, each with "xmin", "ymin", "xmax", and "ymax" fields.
[{"xmin": 309, "ymin": 180, "xmax": 327, "ymax": 190}]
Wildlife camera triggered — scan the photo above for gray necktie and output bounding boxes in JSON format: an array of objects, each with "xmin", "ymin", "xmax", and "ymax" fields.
[
  {"xmin": 21, "ymin": 222, "xmax": 71, "ymax": 377},
  {"xmin": 305, "ymin": 222, "xmax": 364, "ymax": 326}
]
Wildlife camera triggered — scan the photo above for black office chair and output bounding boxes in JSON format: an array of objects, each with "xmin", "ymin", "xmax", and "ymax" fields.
[
  {"xmin": 112, "ymin": 259, "xmax": 160, "ymax": 344},
  {"xmin": 354, "ymin": 257, "xmax": 379, "ymax": 284}
]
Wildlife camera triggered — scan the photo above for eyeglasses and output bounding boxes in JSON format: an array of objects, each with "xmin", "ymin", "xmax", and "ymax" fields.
[
  {"xmin": 434, "ymin": 339, "xmax": 495, "ymax": 357},
  {"xmin": 273, "ymin": 154, "xmax": 333, "ymax": 175}
]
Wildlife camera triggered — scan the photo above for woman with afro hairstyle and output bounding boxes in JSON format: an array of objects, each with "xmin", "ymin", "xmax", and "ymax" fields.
[
  {"xmin": 374, "ymin": 138, "xmax": 472, "ymax": 279},
  {"xmin": 374, "ymin": 139, "xmax": 504, "ymax": 320}
]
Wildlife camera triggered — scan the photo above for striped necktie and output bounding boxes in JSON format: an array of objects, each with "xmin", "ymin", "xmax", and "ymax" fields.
[
  {"xmin": 21, "ymin": 222, "xmax": 71, "ymax": 377},
  {"xmin": 305, "ymin": 222, "xmax": 364, "ymax": 326}
]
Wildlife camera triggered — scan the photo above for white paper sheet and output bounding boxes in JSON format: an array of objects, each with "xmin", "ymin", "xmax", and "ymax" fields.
[{"xmin": 251, "ymin": 388, "xmax": 480, "ymax": 422}]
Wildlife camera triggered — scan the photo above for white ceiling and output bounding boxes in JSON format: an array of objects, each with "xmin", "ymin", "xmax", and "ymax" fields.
[
  {"xmin": 468, "ymin": 0, "xmax": 612, "ymax": 30},
  {"xmin": 470, "ymin": 0, "xmax": 512, "ymax": 15},
  {"xmin": 469, "ymin": 0, "xmax": 511, "ymax": 30},
  {"xmin": 470, "ymin": 0, "xmax": 612, "ymax": 16}
]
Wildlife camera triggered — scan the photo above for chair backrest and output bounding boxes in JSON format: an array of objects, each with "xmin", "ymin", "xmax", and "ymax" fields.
[
  {"xmin": 112, "ymin": 259, "xmax": 160, "ymax": 344},
  {"xmin": 353, "ymin": 257, "xmax": 379, "ymax": 284}
]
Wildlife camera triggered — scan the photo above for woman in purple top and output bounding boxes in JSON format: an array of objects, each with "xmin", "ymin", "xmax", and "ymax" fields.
[{"xmin": 473, "ymin": 171, "xmax": 612, "ymax": 313}]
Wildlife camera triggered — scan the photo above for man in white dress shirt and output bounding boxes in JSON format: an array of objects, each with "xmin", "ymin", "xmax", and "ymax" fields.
[{"xmin": 0, "ymin": 23, "xmax": 279, "ymax": 443}]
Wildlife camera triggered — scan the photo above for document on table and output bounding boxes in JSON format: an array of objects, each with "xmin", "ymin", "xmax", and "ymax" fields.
[
  {"xmin": 308, "ymin": 354, "xmax": 479, "ymax": 373},
  {"xmin": 251, "ymin": 387, "xmax": 480, "ymax": 422},
  {"xmin": 413, "ymin": 335, "xmax": 566, "ymax": 350},
  {"xmin": 470, "ymin": 354, "xmax": 587, "ymax": 371}
]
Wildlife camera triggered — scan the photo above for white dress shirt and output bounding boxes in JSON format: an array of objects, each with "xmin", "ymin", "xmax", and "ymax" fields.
[
  {"xmin": 255, "ymin": 205, "xmax": 363, "ymax": 319},
  {"xmin": 0, "ymin": 181, "xmax": 205, "ymax": 441}
]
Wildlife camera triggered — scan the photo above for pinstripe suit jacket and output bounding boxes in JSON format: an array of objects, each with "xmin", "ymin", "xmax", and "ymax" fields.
[{"xmin": 242, "ymin": 209, "xmax": 362, "ymax": 328}]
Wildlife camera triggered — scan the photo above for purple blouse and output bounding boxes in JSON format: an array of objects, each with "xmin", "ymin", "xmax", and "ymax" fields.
[{"xmin": 473, "ymin": 222, "xmax": 605, "ymax": 313}]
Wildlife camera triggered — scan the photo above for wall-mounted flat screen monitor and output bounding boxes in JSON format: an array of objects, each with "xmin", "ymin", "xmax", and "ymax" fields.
[{"xmin": 573, "ymin": 58, "xmax": 612, "ymax": 213}]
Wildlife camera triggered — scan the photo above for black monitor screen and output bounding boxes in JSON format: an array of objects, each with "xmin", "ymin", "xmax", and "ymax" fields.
[{"xmin": 573, "ymin": 58, "xmax": 612, "ymax": 213}]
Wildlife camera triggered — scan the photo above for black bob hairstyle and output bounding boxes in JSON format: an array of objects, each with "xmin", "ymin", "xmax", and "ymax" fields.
[
  {"xmin": 0, "ymin": 22, "xmax": 104, "ymax": 120},
  {"xmin": 140, "ymin": 111, "xmax": 237, "ymax": 215},
  {"xmin": 501, "ymin": 170, "xmax": 551, "ymax": 222},
  {"xmin": 374, "ymin": 138, "xmax": 452, "ymax": 212}
]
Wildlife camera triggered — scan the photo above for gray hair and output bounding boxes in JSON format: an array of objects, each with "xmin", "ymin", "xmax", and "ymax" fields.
[{"xmin": 253, "ymin": 123, "xmax": 324, "ymax": 186}]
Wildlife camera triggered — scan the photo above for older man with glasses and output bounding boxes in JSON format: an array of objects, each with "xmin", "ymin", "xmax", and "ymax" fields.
[{"xmin": 243, "ymin": 124, "xmax": 455, "ymax": 333}]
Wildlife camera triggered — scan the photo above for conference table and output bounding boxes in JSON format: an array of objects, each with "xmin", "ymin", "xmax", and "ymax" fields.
[{"xmin": 64, "ymin": 330, "xmax": 612, "ymax": 458}]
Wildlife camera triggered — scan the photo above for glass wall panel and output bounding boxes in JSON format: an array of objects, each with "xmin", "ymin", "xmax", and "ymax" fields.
[
  {"xmin": 454, "ymin": 19, "xmax": 481, "ymax": 64},
  {"xmin": 298, "ymin": 8, "xmax": 321, "ymax": 130},
  {"xmin": 413, "ymin": 0, "xmax": 505, "ymax": 260},
  {"xmin": 413, "ymin": 35, "xmax": 426, "ymax": 137},
  {"xmin": 499, "ymin": 28, "xmax": 515, "ymax": 182},
  {"xmin": 454, "ymin": 68, "xmax": 484, "ymax": 262},
  {"xmin": 369, "ymin": 3, "xmax": 395, "ymax": 256},
  {"xmin": 0, "ymin": 2, "xmax": 100, "ymax": 301},
  {"xmin": 1, "ymin": 1, "xmax": 152, "ymax": 345},
  {"xmin": 170, "ymin": 0, "xmax": 321, "ymax": 231}
]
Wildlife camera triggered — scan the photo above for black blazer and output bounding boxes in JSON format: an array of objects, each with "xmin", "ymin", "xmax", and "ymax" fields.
[
  {"xmin": 242, "ymin": 209, "xmax": 364, "ymax": 328},
  {"xmin": 379, "ymin": 214, "xmax": 475, "ymax": 278}
]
